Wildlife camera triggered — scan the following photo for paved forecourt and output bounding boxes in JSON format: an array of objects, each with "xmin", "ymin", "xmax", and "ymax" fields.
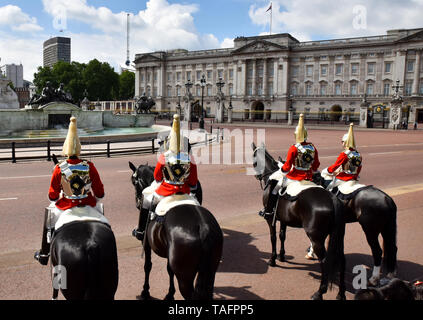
[{"xmin": 0, "ymin": 124, "xmax": 422, "ymax": 300}]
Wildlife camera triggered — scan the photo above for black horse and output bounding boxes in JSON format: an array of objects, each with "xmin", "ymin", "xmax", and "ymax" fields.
[
  {"xmin": 354, "ymin": 278, "xmax": 423, "ymax": 300},
  {"xmin": 251, "ymin": 142, "xmax": 346, "ymax": 300},
  {"xmin": 129, "ymin": 162, "xmax": 223, "ymax": 300},
  {"xmin": 50, "ymin": 221, "xmax": 119, "ymax": 300},
  {"xmin": 313, "ymin": 171, "xmax": 398, "ymax": 285}
]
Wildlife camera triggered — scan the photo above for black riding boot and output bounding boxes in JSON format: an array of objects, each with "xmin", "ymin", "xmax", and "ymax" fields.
[
  {"xmin": 132, "ymin": 208, "xmax": 149, "ymax": 241},
  {"xmin": 34, "ymin": 209, "xmax": 51, "ymax": 266},
  {"xmin": 259, "ymin": 180, "xmax": 279, "ymax": 220}
]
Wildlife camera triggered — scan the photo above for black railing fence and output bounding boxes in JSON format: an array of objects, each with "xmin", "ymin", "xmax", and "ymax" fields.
[{"xmin": 0, "ymin": 128, "xmax": 222, "ymax": 163}]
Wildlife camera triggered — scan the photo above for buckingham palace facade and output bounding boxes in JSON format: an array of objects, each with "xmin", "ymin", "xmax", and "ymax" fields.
[{"xmin": 134, "ymin": 28, "xmax": 423, "ymax": 124}]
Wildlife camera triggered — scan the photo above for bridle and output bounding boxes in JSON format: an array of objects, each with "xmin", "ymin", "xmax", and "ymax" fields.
[
  {"xmin": 132, "ymin": 171, "xmax": 148, "ymax": 209},
  {"xmin": 253, "ymin": 146, "xmax": 280, "ymax": 190}
]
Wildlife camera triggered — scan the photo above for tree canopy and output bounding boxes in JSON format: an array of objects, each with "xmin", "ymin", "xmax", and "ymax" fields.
[{"xmin": 33, "ymin": 60, "xmax": 134, "ymax": 104}]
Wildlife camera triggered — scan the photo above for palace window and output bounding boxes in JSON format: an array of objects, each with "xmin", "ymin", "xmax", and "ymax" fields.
[
  {"xmin": 292, "ymin": 66, "xmax": 299, "ymax": 77},
  {"xmin": 335, "ymin": 83, "xmax": 342, "ymax": 95},
  {"xmin": 350, "ymin": 82, "xmax": 358, "ymax": 95},
  {"xmin": 351, "ymin": 63, "xmax": 359, "ymax": 75},
  {"xmin": 366, "ymin": 82, "xmax": 374, "ymax": 95},
  {"xmin": 186, "ymin": 71, "xmax": 191, "ymax": 81},
  {"xmin": 196, "ymin": 71, "xmax": 202, "ymax": 81},
  {"xmin": 306, "ymin": 65, "xmax": 313, "ymax": 77},
  {"xmin": 384, "ymin": 62, "xmax": 392, "ymax": 74},
  {"xmin": 320, "ymin": 83, "xmax": 327, "ymax": 95},
  {"xmin": 383, "ymin": 83, "xmax": 390, "ymax": 96},
  {"xmin": 405, "ymin": 81, "xmax": 413, "ymax": 95},
  {"xmin": 367, "ymin": 63, "xmax": 375, "ymax": 75},
  {"xmin": 335, "ymin": 64, "xmax": 343, "ymax": 75},
  {"xmin": 407, "ymin": 60, "xmax": 415, "ymax": 72},
  {"xmin": 291, "ymin": 83, "xmax": 298, "ymax": 96},
  {"xmin": 306, "ymin": 83, "xmax": 313, "ymax": 96},
  {"xmin": 207, "ymin": 70, "xmax": 212, "ymax": 80},
  {"xmin": 229, "ymin": 69, "xmax": 234, "ymax": 80},
  {"xmin": 176, "ymin": 72, "xmax": 181, "ymax": 82},
  {"xmin": 320, "ymin": 65, "xmax": 327, "ymax": 76}
]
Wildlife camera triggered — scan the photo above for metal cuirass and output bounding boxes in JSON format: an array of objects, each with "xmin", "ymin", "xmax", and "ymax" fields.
[
  {"xmin": 162, "ymin": 152, "xmax": 191, "ymax": 185},
  {"xmin": 59, "ymin": 160, "xmax": 92, "ymax": 199},
  {"xmin": 342, "ymin": 150, "xmax": 362, "ymax": 175},
  {"xmin": 294, "ymin": 143, "xmax": 315, "ymax": 171}
]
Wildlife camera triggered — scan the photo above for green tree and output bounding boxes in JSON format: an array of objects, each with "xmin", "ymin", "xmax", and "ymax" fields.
[
  {"xmin": 83, "ymin": 59, "xmax": 119, "ymax": 101},
  {"xmin": 33, "ymin": 59, "xmax": 129, "ymax": 103},
  {"xmin": 119, "ymin": 70, "xmax": 135, "ymax": 100}
]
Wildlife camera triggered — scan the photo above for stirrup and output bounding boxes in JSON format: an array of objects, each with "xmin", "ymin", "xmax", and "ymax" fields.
[
  {"xmin": 132, "ymin": 228, "xmax": 145, "ymax": 241},
  {"xmin": 34, "ymin": 251, "xmax": 49, "ymax": 265}
]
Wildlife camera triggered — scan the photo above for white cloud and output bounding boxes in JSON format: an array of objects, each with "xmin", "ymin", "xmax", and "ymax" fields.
[
  {"xmin": 38, "ymin": 0, "xmax": 221, "ymax": 74},
  {"xmin": 0, "ymin": 5, "xmax": 43, "ymax": 32},
  {"xmin": 249, "ymin": 0, "xmax": 423, "ymax": 41},
  {"xmin": 0, "ymin": 31, "xmax": 44, "ymax": 81},
  {"xmin": 221, "ymin": 38, "xmax": 234, "ymax": 48}
]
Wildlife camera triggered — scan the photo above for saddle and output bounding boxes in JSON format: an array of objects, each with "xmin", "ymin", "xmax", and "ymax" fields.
[
  {"xmin": 280, "ymin": 180, "xmax": 324, "ymax": 202},
  {"xmin": 47, "ymin": 204, "xmax": 109, "ymax": 239},
  {"xmin": 152, "ymin": 193, "xmax": 200, "ymax": 222},
  {"xmin": 334, "ymin": 181, "xmax": 372, "ymax": 201}
]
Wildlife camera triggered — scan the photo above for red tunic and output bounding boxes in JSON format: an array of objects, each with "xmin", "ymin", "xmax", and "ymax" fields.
[
  {"xmin": 281, "ymin": 143, "xmax": 320, "ymax": 181},
  {"xmin": 154, "ymin": 153, "xmax": 198, "ymax": 196},
  {"xmin": 49, "ymin": 158, "xmax": 105, "ymax": 210},
  {"xmin": 327, "ymin": 148, "xmax": 362, "ymax": 181}
]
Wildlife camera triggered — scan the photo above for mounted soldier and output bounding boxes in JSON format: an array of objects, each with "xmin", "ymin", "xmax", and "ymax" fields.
[
  {"xmin": 259, "ymin": 113, "xmax": 320, "ymax": 220},
  {"xmin": 34, "ymin": 116, "xmax": 107, "ymax": 265},
  {"xmin": 321, "ymin": 123, "xmax": 362, "ymax": 192},
  {"xmin": 132, "ymin": 114, "xmax": 198, "ymax": 241}
]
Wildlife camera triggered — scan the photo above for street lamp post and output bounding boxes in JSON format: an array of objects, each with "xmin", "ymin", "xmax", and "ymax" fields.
[
  {"xmin": 200, "ymin": 74, "xmax": 206, "ymax": 129},
  {"xmin": 215, "ymin": 77, "xmax": 225, "ymax": 123},
  {"xmin": 184, "ymin": 79, "xmax": 193, "ymax": 122}
]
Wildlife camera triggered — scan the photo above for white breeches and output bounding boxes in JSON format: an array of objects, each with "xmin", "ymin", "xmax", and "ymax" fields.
[
  {"xmin": 46, "ymin": 201, "xmax": 104, "ymax": 229},
  {"xmin": 141, "ymin": 180, "xmax": 164, "ymax": 210}
]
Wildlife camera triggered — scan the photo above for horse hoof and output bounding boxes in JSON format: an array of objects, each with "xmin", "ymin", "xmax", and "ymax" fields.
[
  {"xmin": 305, "ymin": 253, "xmax": 317, "ymax": 260},
  {"xmin": 336, "ymin": 293, "xmax": 346, "ymax": 300},
  {"xmin": 311, "ymin": 292, "xmax": 323, "ymax": 300},
  {"xmin": 139, "ymin": 291, "xmax": 151, "ymax": 300},
  {"xmin": 267, "ymin": 259, "xmax": 276, "ymax": 267},
  {"xmin": 278, "ymin": 255, "xmax": 285, "ymax": 262},
  {"xmin": 164, "ymin": 294, "xmax": 175, "ymax": 301}
]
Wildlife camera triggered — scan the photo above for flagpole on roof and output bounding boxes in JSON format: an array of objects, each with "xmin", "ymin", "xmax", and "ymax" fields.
[{"xmin": 266, "ymin": 2, "xmax": 272, "ymax": 35}]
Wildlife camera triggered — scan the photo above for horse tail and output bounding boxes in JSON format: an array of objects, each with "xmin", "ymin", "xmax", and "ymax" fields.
[
  {"xmin": 325, "ymin": 196, "xmax": 346, "ymax": 286},
  {"xmin": 193, "ymin": 216, "xmax": 223, "ymax": 300},
  {"xmin": 84, "ymin": 243, "xmax": 102, "ymax": 300},
  {"xmin": 382, "ymin": 197, "xmax": 398, "ymax": 274}
]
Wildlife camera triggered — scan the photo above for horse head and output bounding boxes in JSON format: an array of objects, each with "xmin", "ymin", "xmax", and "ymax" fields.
[
  {"xmin": 129, "ymin": 161, "xmax": 155, "ymax": 209},
  {"xmin": 251, "ymin": 142, "xmax": 279, "ymax": 184}
]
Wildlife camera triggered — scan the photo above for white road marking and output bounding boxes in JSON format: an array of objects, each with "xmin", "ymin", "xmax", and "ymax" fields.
[
  {"xmin": 369, "ymin": 151, "xmax": 402, "ymax": 156},
  {"xmin": 0, "ymin": 197, "xmax": 18, "ymax": 201},
  {"xmin": 0, "ymin": 175, "xmax": 51, "ymax": 180}
]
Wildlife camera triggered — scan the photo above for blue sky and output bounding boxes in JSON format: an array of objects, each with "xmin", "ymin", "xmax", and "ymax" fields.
[{"xmin": 1, "ymin": 0, "xmax": 422, "ymax": 81}]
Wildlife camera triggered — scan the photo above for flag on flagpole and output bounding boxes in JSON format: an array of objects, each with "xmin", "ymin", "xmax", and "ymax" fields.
[
  {"xmin": 266, "ymin": 2, "xmax": 272, "ymax": 12},
  {"xmin": 266, "ymin": 2, "xmax": 272, "ymax": 35}
]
